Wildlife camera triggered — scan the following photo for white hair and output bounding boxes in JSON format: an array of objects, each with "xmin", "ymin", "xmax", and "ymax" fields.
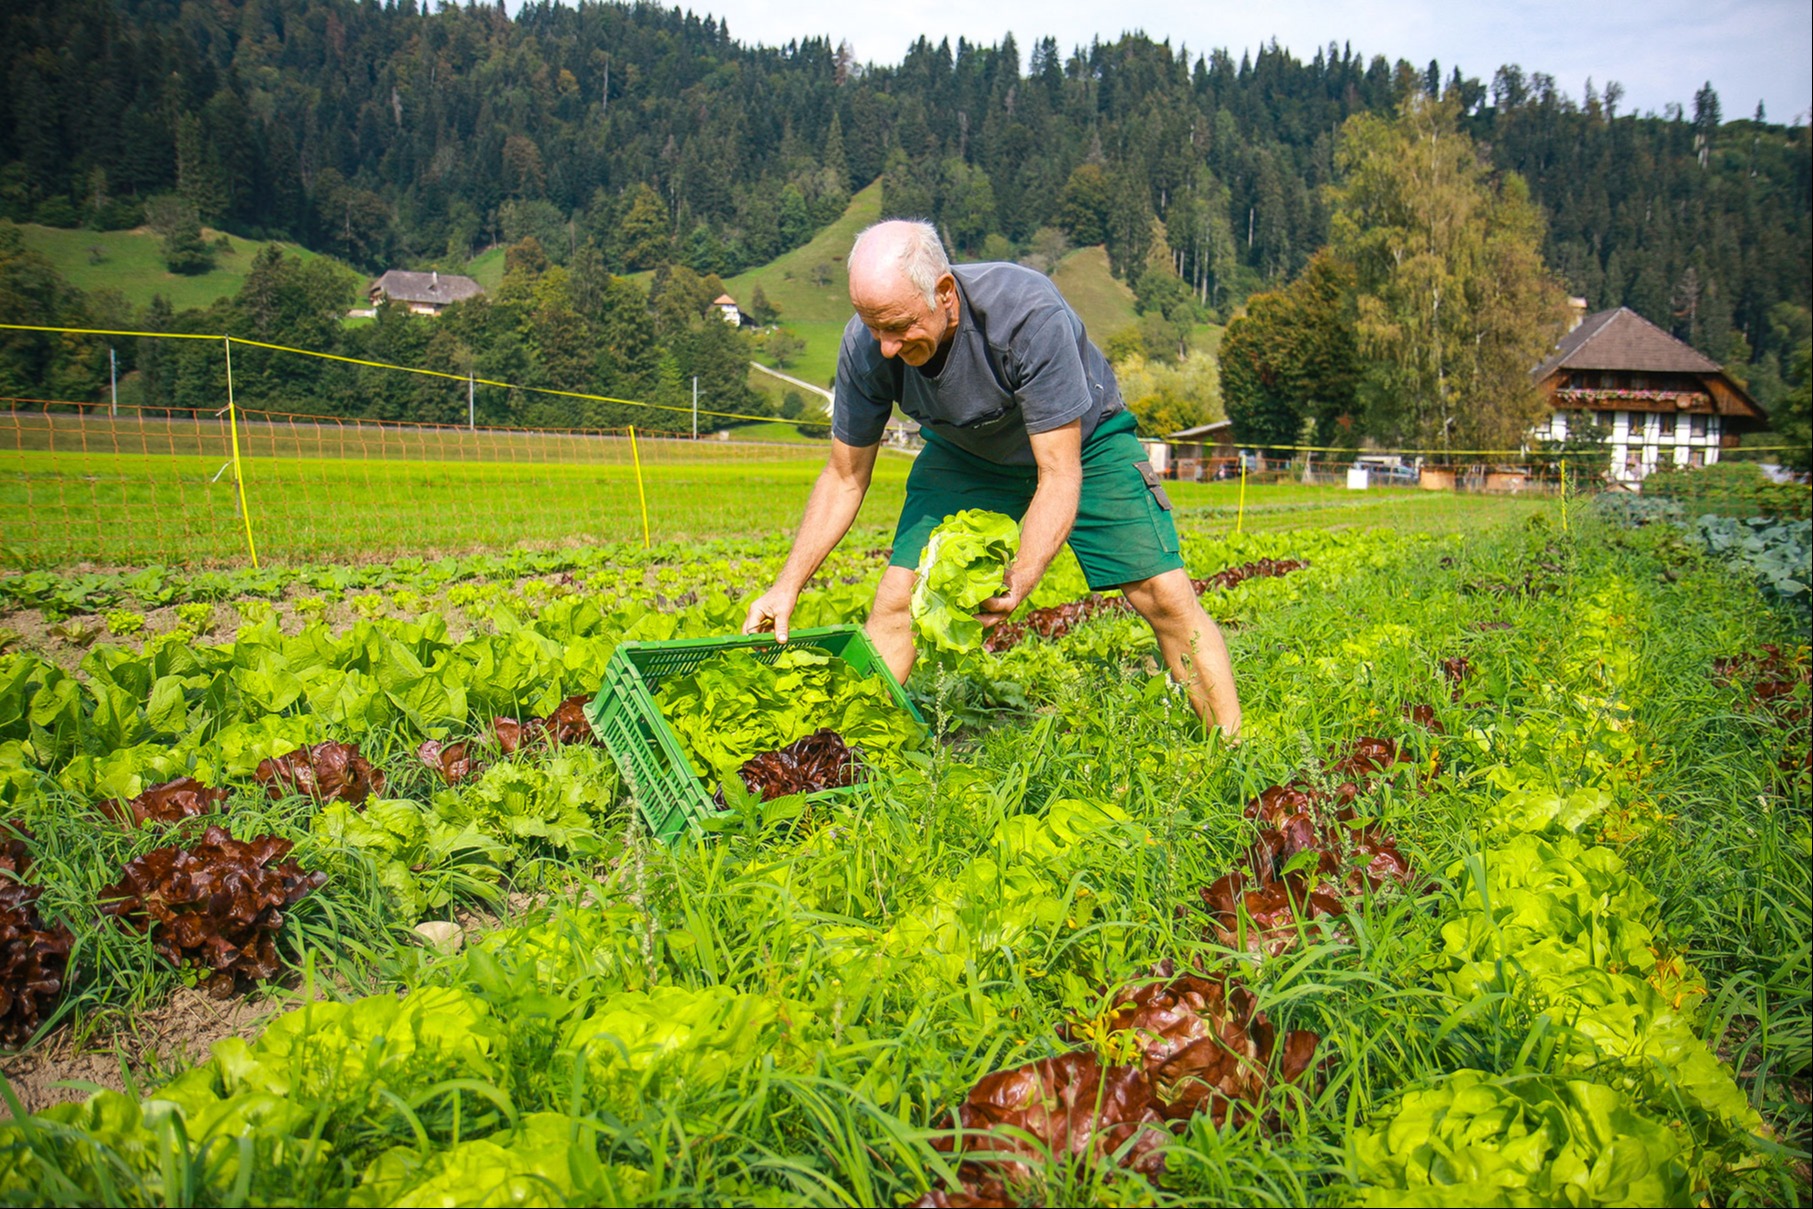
[{"xmin": 848, "ymin": 220, "xmax": 950, "ymax": 307}]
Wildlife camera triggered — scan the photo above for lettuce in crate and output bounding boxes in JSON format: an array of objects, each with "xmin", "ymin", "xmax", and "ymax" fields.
[{"xmin": 653, "ymin": 648, "xmax": 924, "ymax": 795}]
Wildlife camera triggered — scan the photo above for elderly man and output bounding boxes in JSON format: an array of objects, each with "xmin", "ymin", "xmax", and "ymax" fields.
[{"xmin": 743, "ymin": 220, "xmax": 1240, "ymax": 736}]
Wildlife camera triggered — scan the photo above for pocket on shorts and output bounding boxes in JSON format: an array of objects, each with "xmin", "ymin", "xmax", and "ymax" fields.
[
  {"xmin": 1136, "ymin": 468, "xmax": 1181, "ymax": 555},
  {"xmin": 1148, "ymin": 498, "xmax": 1181, "ymax": 555}
]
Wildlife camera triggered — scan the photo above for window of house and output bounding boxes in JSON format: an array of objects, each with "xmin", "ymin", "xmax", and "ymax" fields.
[
  {"xmin": 1689, "ymin": 448, "xmax": 1704, "ymax": 468},
  {"xmin": 1597, "ymin": 411, "xmax": 1614, "ymax": 429},
  {"xmin": 1659, "ymin": 414, "xmax": 1676, "ymax": 438},
  {"xmin": 1632, "ymin": 375, "xmax": 1648, "ymax": 390},
  {"xmin": 1600, "ymin": 373, "xmax": 1618, "ymax": 389},
  {"xmin": 1690, "ymin": 414, "xmax": 1708, "ymax": 438},
  {"xmin": 1628, "ymin": 413, "xmax": 1649, "ymax": 440}
]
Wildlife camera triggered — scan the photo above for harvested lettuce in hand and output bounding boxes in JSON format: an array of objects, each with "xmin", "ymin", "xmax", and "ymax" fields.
[
  {"xmin": 910, "ymin": 509, "xmax": 1020, "ymax": 653},
  {"xmin": 654, "ymin": 648, "xmax": 924, "ymax": 791}
]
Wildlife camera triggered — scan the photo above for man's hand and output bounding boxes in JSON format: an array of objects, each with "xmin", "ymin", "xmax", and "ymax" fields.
[
  {"xmin": 743, "ymin": 585, "xmax": 800, "ymax": 643},
  {"xmin": 976, "ymin": 565, "xmax": 1037, "ymax": 629}
]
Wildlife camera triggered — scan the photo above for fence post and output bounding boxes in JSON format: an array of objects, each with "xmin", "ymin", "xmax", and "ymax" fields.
[
  {"xmin": 1560, "ymin": 456, "xmax": 1569, "ymax": 534},
  {"xmin": 628, "ymin": 425, "xmax": 651, "ymax": 549},
  {"xmin": 223, "ymin": 337, "xmax": 260, "ymax": 568}
]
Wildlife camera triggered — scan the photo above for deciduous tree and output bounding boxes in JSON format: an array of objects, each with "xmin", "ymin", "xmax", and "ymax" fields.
[
  {"xmin": 1328, "ymin": 94, "xmax": 1569, "ymax": 454},
  {"xmin": 1219, "ymin": 250, "xmax": 1359, "ymax": 448}
]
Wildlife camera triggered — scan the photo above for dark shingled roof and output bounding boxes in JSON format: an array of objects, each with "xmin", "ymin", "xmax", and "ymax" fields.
[
  {"xmin": 1532, "ymin": 307, "xmax": 1723, "ymax": 380},
  {"xmin": 369, "ymin": 270, "xmax": 485, "ymax": 306}
]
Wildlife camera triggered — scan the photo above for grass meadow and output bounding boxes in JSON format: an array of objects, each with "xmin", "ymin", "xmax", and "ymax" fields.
[
  {"xmin": 13, "ymin": 223, "xmax": 351, "ymax": 316},
  {"xmin": 3, "ymin": 409, "xmax": 1548, "ymax": 568}
]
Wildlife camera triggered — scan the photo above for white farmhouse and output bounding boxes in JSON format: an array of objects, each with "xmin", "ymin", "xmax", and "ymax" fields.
[{"xmin": 1530, "ymin": 305, "xmax": 1766, "ymax": 483}]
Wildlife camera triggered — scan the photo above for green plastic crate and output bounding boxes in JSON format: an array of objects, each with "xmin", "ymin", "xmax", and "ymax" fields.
[{"xmin": 586, "ymin": 625, "xmax": 926, "ymax": 842}]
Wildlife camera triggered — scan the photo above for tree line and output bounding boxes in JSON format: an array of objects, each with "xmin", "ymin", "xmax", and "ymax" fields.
[{"xmin": 0, "ymin": 0, "xmax": 1807, "ymax": 420}]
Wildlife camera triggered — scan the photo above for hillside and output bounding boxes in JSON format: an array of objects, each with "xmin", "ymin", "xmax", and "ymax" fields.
[
  {"xmin": 16, "ymin": 224, "xmax": 354, "ymax": 315},
  {"xmin": 466, "ymin": 245, "xmax": 506, "ymax": 292},
  {"xmin": 731, "ymin": 187, "xmax": 1159, "ymax": 392},
  {"xmin": 5, "ymin": 0, "xmax": 1805, "ymax": 418},
  {"xmin": 725, "ymin": 181, "xmax": 883, "ymax": 324},
  {"xmin": 1048, "ymin": 246, "xmax": 1139, "ymax": 344}
]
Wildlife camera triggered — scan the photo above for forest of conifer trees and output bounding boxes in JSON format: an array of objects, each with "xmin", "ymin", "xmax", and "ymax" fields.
[{"xmin": 0, "ymin": 0, "xmax": 1807, "ymax": 421}]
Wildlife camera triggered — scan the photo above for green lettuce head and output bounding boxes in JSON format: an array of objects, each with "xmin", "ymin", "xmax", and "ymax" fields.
[{"xmin": 910, "ymin": 509, "xmax": 1020, "ymax": 653}]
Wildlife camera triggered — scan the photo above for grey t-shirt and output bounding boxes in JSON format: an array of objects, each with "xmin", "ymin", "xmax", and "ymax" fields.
[{"xmin": 832, "ymin": 262, "xmax": 1124, "ymax": 465}]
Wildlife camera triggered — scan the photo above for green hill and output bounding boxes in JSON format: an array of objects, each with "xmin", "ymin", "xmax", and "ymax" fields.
[
  {"xmin": 725, "ymin": 180, "xmax": 883, "ymax": 323},
  {"xmin": 466, "ymin": 244, "xmax": 506, "ymax": 291},
  {"xmin": 728, "ymin": 185, "xmax": 1159, "ymax": 393},
  {"xmin": 17, "ymin": 223, "xmax": 355, "ymax": 315},
  {"xmin": 1048, "ymin": 246, "xmax": 1139, "ymax": 343},
  {"xmin": 726, "ymin": 180, "xmax": 883, "ymax": 391}
]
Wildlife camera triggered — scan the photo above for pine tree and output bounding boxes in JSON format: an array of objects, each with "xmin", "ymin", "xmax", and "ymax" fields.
[
  {"xmin": 823, "ymin": 112, "xmax": 849, "ymax": 191},
  {"xmin": 616, "ymin": 184, "xmax": 671, "ymax": 270}
]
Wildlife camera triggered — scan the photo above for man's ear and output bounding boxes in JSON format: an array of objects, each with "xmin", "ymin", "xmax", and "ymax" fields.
[{"xmin": 937, "ymin": 273, "xmax": 958, "ymax": 312}]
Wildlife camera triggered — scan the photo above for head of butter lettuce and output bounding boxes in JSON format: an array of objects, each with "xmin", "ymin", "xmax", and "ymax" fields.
[{"xmin": 910, "ymin": 509, "xmax": 1020, "ymax": 653}]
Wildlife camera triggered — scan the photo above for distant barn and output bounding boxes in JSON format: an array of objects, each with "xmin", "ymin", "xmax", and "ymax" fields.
[
  {"xmin": 367, "ymin": 270, "xmax": 485, "ymax": 316},
  {"xmin": 1531, "ymin": 305, "xmax": 1766, "ymax": 483},
  {"xmin": 1164, "ymin": 420, "xmax": 1236, "ymax": 481}
]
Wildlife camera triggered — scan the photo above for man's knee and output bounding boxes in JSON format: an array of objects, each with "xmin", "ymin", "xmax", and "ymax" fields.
[{"xmin": 1121, "ymin": 568, "xmax": 1199, "ymax": 629}]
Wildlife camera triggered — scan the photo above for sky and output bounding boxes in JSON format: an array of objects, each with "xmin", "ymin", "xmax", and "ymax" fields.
[{"xmin": 664, "ymin": 0, "xmax": 1812, "ymax": 123}]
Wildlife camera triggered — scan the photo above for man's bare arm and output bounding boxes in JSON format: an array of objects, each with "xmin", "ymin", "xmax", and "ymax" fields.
[
  {"xmin": 743, "ymin": 438, "xmax": 881, "ymax": 642},
  {"xmin": 978, "ymin": 418, "xmax": 1082, "ymax": 625}
]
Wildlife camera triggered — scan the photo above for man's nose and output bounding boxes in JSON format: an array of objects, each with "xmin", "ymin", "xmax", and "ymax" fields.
[{"xmin": 879, "ymin": 336, "xmax": 903, "ymax": 358}]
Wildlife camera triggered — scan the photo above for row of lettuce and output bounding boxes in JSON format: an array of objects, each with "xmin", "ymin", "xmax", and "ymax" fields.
[{"xmin": 0, "ymin": 532, "xmax": 875, "ymax": 621}]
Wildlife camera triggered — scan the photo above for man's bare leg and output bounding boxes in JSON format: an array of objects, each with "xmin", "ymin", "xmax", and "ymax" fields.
[
  {"xmin": 867, "ymin": 565, "xmax": 918, "ymax": 684},
  {"xmin": 1120, "ymin": 568, "xmax": 1241, "ymax": 738}
]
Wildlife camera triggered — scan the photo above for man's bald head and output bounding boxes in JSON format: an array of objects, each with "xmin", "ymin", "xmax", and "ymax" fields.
[
  {"xmin": 845, "ymin": 219, "xmax": 962, "ymax": 367},
  {"xmin": 848, "ymin": 220, "xmax": 951, "ymax": 310}
]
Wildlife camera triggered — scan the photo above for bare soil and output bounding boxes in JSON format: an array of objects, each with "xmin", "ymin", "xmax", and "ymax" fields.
[{"xmin": 1, "ymin": 988, "xmax": 278, "ymax": 1117}]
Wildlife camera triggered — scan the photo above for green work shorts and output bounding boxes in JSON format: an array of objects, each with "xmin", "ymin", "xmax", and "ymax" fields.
[{"xmin": 889, "ymin": 409, "xmax": 1184, "ymax": 590}]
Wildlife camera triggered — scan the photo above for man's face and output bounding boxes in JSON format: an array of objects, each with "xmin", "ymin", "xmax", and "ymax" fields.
[{"xmin": 852, "ymin": 275, "xmax": 958, "ymax": 367}]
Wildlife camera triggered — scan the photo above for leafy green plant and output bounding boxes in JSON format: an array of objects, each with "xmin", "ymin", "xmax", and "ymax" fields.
[
  {"xmin": 310, "ymin": 797, "xmax": 506, "ymax": 920},
  {"xmin": 911, "ymin": 509, "xmax": 1020, "ymax": 652},
  {"xmin": 174, "ymin": 601, "xmax": 214, "ymax": 631},
  {"xmin": 1689, "ymin": 515, "xmax": 1810, "ymax": 607},
  {"xmin": 103, "ymin": 609, "xmax": 145, "ymax": 637},
  {"xmin": 235, "ymin": 598, "xmax": 277, "ymax": 625},
  {"xmin": 1348, "ymin": 1070, "xmax": 1691, "ymax": 1207}
]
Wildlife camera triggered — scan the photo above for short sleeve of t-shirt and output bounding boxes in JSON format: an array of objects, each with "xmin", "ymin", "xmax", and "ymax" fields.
[
  {"xmin": 832, "ymin": 316, "xmax": 896, "ymax": 447},
  {"xmin": 1010, "ymin": 308, "xmax": 1096, "ymax": 436}
]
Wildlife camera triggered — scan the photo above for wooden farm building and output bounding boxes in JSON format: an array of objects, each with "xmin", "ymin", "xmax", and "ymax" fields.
[
  {"xmin": 367, "ymin": 270, "xmax": 485, "ymax": 316},
  {"xmin": 1163, "ymin": 419, "xmax": 1237, "ymax": 480},
  {"xmin": 1531, "ymin": 305, "xmax": 1766, "ymax": 483}
]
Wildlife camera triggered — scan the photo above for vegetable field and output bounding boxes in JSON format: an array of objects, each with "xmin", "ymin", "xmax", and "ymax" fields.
[{"xmin": 0, "ymin": 498, "xmax": 1807, "ymax": 1207}]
